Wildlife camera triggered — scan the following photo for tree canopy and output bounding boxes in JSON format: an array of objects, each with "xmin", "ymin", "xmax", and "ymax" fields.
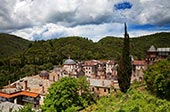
[
  {"xmin": 41, "ymin": 77, "xmax": 95, "ymax": 112},
  {"xmin": 82, "ymin": 88, "xmax": 170, "ymax": 112},
  {"xmin": 144, "ymin": 59, "xmax": 170, "ymax": 100}
]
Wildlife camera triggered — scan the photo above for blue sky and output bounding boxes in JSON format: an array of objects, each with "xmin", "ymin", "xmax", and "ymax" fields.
[{"xmin": 0, "ymin": 0, "xmax": 170, "ymax": 41}]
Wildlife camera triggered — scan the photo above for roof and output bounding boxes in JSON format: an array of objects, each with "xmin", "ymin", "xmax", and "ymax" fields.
[
  {"xmin": 0, "ymin": 91, "xmax": 38, "ymax": 99},
  {"xmin": 10, "ymin": 75, "xmax": 52, "ymax": 95},
  {"xmin": 53, "ymin": 67, "xmax": 62, "ymax": 73},
  {"xmin": 148, "ymin": 45, "xmax": 156, "ymax": 52},
  {"xmin": 0, "ymin": 88, "xmax": 21, "ymax": 94},
  {"xmin": 0, "ymin": 102, "xmax": 23, "ymax": 112},
  {"xmin": 132, "ymin": 60, "xmax": 145, "ymax": 66},
  {"xmin": 107, "ymin": 60, "xmax": 115, "ymax": 65},
  {"xmin": 84, "ymin": 60, "xmax": 98, "ymax": 66},
  {"xmin": 148, "ymin": 46, "xmax": 170, "ymax": 52},
  {"xmin": 63, "ymin": 59, "xmax": 76, "ymax": 65},
  {"xmin": 89, "ymin": 78, "xmax": 113, "ymax": 88},
  {"xmin": 157, "ymin": 48, "xmax": 170, "ymax": 52},
  {"xmin": 39, "ymin": 70, "xmax": 49, "ymax": 77},
  {"xmin": 21, "ymin": 91, "xmax": 39, "ymax": 97}
]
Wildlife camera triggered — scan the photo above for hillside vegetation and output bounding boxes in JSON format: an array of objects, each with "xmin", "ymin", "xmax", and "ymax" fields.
[
  {"xmin": 98, "ymin": 32, "xmax": 170, "ymax": 60},
  {"xmin": 130, "ymin": 32, "xmax": 170, "ymax": 59},
  {"xmin": 0, "ymin": 33, "xmax": 31, "ymax": 59},
  {"xmin": 0, "ymin": 32, "xmax": 170, "ymax": 60},
  {"xmin": 0, "ymin": 32, "xmax": 170, "ymax": 88},
  {"xmin": 82, "ymin": 85, "xmax": 170, "ymax": 112},
  {"xmin": 144, "ymin": 59, "xmax": 170, "ymax": 100}
]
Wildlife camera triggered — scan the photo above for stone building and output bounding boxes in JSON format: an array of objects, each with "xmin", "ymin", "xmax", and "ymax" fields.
[
  {"xmin": 83, "ymin": 60, "xmax": 117, "ymax": 80},
  {"xmin": 0, "ymin": 75, "xmax": 53, "ymax": 109},
  {"xmin": 131, "ymin": 60, "xmax": 146, "ymax": 83},
  {"xmin": 146, "ymin": 45, "xmax": 170, "ymax": 64}
]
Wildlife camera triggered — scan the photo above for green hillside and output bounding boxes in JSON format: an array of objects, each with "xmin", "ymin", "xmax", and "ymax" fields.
[
  {"xmin": 0, "ymin": 33, "xmax": 31, "ymax": 59},
  {"xmin": 81, "ymin": 85, "xmax": 170, "ymax": 112},
  {"xmin": 0, "ymin": 32, "xmax": 170, "ymax": 61},
  {"xmin": 0, "ymin": 32, "xmax": 170, "ymax": 88},
  {"xmin": 98, "ymin": 32, "xmax": 170, "ymax": 60},
  {"xmin": 22, "ymin": 32, "xmax": 170, "ymax": 63},
  {"xmin": 130, "ymin": 32, "xmax": 170, "ymax": 59}
]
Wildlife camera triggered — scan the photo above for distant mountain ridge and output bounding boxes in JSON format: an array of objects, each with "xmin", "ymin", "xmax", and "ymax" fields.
[{"xmin": 0, "ymin": 32, "xmax": 170, "ymax": 60}]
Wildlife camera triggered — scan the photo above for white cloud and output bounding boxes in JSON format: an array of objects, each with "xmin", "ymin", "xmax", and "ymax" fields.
[
  {"xmin": 11, "ymin": 23, "xmax": 124, "ymax": 41},
  {"xmin": 11, "ymin": 22, "xmax": 170, "ymax": 42},
  {"xmin": 1, "ymin": 0, "xmax": 170, "ymax": 40}
]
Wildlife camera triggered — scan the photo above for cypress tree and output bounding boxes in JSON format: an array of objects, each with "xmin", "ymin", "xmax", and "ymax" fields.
[{"xmin": 118, "ymin": 23, "xmax": 132, "ymax": 93}]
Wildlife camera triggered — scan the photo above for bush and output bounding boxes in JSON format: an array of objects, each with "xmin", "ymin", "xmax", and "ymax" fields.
[
  {"xmin": 144, "ymin": 59, "xmax": 170, "ymax": 100},
  {"xmin": 83, "ymin": 88, "xmax": 170, "ymax": 112}
]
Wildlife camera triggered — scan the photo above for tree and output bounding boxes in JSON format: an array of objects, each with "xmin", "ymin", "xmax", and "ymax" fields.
[
  {"xmin": 41, "ymin": 77, "xmax": 95, "ymax": 112},
  {"xmin": 118, "ymin": 23, "xmax": 132, "ymax": 93},
  {"xmin": 144, "ymin": 59, "xmax": 170, "ymax": 100}
]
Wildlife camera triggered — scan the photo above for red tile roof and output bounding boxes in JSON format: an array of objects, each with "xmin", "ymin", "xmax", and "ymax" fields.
[
  {"xmin": 0, "ymin": 91, "xmax": 38, "ymax": 98},
  {"xmin": 132, "ymin": 60, "xmax": 145, "ymax": 66},
  {"xmin": 20, "ymin": 91, "xmax": 39, "ymax": 97}
]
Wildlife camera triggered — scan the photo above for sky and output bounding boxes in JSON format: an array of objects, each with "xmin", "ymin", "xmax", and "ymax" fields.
[{"xmin": 0, "ymin": 0, "xmax": 170, "ymax": 42}]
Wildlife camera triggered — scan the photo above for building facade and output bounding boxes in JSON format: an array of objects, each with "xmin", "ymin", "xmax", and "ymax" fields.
[{"xmin": 146, "ymin": 45, "xmax": 170, "ymax": 64}]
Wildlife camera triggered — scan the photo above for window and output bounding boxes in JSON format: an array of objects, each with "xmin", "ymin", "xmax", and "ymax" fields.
[
  {"xmin": 92, "ymin": 87, "xmax": 94, "ymax": 91},
  {"xmin": 97, "ymin": 87, "xmax": 99, "ymax": 91},
  {"xmin": 108, "ymin": 88, "xmax": 110, "ymax": 93},
  {"xmin": 104, "ymin": 88, "xmax": 106, "ymax": 92}
]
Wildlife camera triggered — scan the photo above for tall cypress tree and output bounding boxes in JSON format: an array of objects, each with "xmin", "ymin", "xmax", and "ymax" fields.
[{"xmin": 118, "ymin": 23, "xmax": 132, "ymax": 93}]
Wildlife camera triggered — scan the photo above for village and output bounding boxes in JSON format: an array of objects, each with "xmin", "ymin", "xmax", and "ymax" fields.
[{"xmin": 0, "ymin": 44, "xmax": 169, "ymax": 111}]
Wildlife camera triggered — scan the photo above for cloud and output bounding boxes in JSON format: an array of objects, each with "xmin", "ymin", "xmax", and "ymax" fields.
[
  {"xmin": 0, "ymin": 0, "xmax": 170, "ymax": 40},
  {"xmin": 11, "ymin": 22, "xmax": 170, "ymax": 42},
  {"xmin": 11, "ymin": 23, "xmax": 124, "ymax": 42},
  {"xmin": 137, "ymin": 0, "xmax": 170, "ymax": 25}
]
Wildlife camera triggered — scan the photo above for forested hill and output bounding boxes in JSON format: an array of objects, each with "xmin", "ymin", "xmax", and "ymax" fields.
[
  {"xmin": 130, "ymin": 32, "xmax": 170, "ymax": 59},
  {"xmin": 0, "ymin": 33, "xmax": 31, "ymax": 58},
  {"xmin": 0, "ymin": 32, "xmax": 170, "ymax": 88},
  {"xmin": 0, "ymin": 32, "xmax": 170, "ymax": 60},
  {"xmin": 99, "ymin": 32, "xmax": 170, "ymax": 59}
]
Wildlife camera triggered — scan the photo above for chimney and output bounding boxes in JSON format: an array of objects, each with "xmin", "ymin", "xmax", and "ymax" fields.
[{"xmin": 24, "ymin": 80, "xmax": 28, "ymax": 90}]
